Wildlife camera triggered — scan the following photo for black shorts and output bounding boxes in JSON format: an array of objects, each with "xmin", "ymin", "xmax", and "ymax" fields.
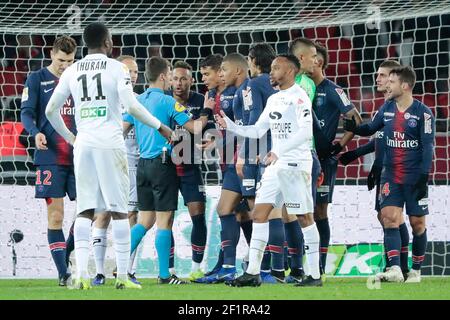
[{"xmin": 137, "ymin": 157, "xmax": 179, "ymax": 212}]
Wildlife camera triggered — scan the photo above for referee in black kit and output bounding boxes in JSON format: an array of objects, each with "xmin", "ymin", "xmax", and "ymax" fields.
[{"xmin": 123, "ymin": 57, "xmax": 213, "ymax": 284}]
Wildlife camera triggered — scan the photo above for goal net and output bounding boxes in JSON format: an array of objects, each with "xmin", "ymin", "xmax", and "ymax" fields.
[{"xmin": 1, "ymin": 0, "xmax": 449, "ymax": 278}]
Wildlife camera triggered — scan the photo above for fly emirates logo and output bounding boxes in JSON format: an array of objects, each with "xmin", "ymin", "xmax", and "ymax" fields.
[{"xmin": 386, "ymin": 131, "xmax": 418, "ymax": 148}]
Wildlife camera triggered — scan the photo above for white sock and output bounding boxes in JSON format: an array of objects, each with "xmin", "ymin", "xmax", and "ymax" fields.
[
  {"xmin": 92, "ymin": 227, "xmax": 107, "ymax": 275},
  {"xmin": 302, "ymin": 223, "xmax": 321, "ymax": 280},
  {"xmin": 128, "ymin": 249, "xmax": 137, "ymax": 274},
  {"xmin": 192, "ymin": 261, "xmax": 201, "ymax": 272},
  {"xmin": 246, "ymin": 222, "xmax": 269, "ymax": 275},
  {"xmin": 111, "ymin": 219, "xmax": 131, "ymax": 281},
  {"xmin": 74, "ymin": 217, "xmax": 92, "ymax": 279}
]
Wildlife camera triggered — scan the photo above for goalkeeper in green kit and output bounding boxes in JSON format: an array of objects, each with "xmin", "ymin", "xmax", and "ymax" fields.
[{"xmin": 278, "ymin": 38, "xmax": 330, "ymax": 283}]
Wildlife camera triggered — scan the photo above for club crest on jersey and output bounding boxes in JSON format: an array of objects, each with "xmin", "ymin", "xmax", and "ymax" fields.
[
  {"xmin": 382, "ymin": 182, "xmax": 390, "ymax": 196},
  {"xmin": 408, "ymin": 119, "xmax": 417, "ymax": 128},
  {"xmin": 174, "ymin": 102, "xmax": 186, "ymax": 113}
]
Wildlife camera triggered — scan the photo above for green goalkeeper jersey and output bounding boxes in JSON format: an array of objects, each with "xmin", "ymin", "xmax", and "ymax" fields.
[
  {"xmin": 295, "ymin": 73, "xmax": 316, "ymax": 149},
  {"xmin": 295, "ymin": 73, "xmax": 316, "ymax": 102}
]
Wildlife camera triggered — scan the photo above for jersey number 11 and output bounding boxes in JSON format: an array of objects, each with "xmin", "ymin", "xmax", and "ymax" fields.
[{"xmin": 77, "ymin": 73, "xmax": 106, "ymax": 102}]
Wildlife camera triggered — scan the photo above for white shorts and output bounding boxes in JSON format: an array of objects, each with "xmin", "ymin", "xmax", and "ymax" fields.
[
  {"xmin": 255, "ymin": 162, "xmax": 313, "ymax": 215},
  {"xmin": 128, "ymin": 166, "xmax": 138, "ymax": 212},
  {"xmin": 74, "ymin": 144, "xmax": 129, "ymax": 214}
]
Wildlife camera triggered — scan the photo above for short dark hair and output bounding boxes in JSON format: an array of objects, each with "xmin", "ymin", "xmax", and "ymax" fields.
[
  {"xmin": 288, "ymin": 37, "xmax": 316, "ymax": 55},
  {"xmin": 276, "ymin": 54, "xmax": 301, "ymax": 72},
  {"xmin": 199, "ymin": 54, "xmax": 223, "ymax": 71},
  {"xmin": 248, "ymin": 42, "xmax": 276, "ymax": 74},
  {"xmin": 223, "ymin": 53, "xmax": 248, "ymax": 70},
  {"xmin": 173, "ymin": 60, "xmax": 193, "ymax": 71},
  {"xmin": 379, "ymin": 59, "xmax": 401, "ymax": 69},
  {"xmin": 116, "ymin": 55, "xmax": 136, "ymax": 62},
  {"xmin": 314, "ymin": 42, "xmax": 329, "ymax": 71},
  {"xmin": 52, "ymin": 36, "xmax": 77, "ymax": 54},
  {"xmin": 145, "ymin": 56, "xmax": 171, "ymax": 82},
  {"xmin": 390, "ymin": 66, "xmax": 416, "ymax": 89},
  {"xmin": 83, "ymin": 22, "xmax": 109, "ymax": 49}
]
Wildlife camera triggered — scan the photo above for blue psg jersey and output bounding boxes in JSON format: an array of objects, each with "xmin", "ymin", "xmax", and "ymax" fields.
[
  {"xmin": 241, "ymin": 73, "xmax": 276, "ymax": 162},
  {"xmin": 20, "ymin": 67, "xmax": 76, "ymax": 166},
  {"xmin": 313, "ymin": 78, "xmax": 354, "ymax": 143},
  {"xmin": 358, "ymin": 99, "xmax": 435, "ymax": 185}
]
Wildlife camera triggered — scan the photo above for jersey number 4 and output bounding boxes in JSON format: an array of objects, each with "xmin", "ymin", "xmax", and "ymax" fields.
[{"xmin": 77, "ymin": 73, "xmax": 106, "ymax": 102}]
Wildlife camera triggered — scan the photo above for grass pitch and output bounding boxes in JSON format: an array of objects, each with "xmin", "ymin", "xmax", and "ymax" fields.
[{"xmin": 0, "ymin": 277, "xmax": 449, "ymax": 300}]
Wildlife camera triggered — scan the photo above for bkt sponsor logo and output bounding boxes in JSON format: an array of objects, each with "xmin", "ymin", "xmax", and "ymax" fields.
[
  {"xmin": 386, "ymin": 132, "xmax": 419, "ymax": 148},
  {"xmin": 80, "ymin": 106, "xmax": 107, "ymax": 119}
]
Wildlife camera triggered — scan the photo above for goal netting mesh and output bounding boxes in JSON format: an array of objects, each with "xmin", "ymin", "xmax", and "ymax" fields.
[{"xmin": 1, "ymin": 0, "xmax": 449, "ymax": 278}]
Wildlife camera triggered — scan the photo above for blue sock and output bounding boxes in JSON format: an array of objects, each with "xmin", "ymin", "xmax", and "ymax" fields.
[
  {"xmin": 240, "ymin": 220, "xmax": 253, "ymax": 245},
  {"xmin": 316, "ymin": 218, "xmax": 330, "ymax": 272},
  {"xmin": 268, "ymin": 218, "xmax": 285, "ymax": 271},
  {"xmin": 48, "ymin": 229, "xmax": 67, "ymax": 278},
  {"xmin": 65, "ymin": 222, "xmax": 75, "ymax": 267},
  {"xmin": 220, "ymin": 215, "xmax": 239, "ymax": 267},
  {"xmin": 155, "ymin": 229, "xmax": 172, "ymax": 279},
  {"xmin": 130, "ymin": 224, "xmax": 148, "ymax": 254},
  {"xmin": 283, "ymin": 241, "xmax": 289, "ymax": 270},
  {"xmin": 412, "ymin": 229, "xmax": 427, "ymax": 271},
  {"xmin": 191, "ymin": 214, "xmax": 207, "ymax": 263},
  {"xmin": 399, "ymin": 223, "xmax": 410, "ymax": 272},
  {"xmin": 260, "ymin": 246, "xmax": 271, "ymax": 272},
  {"xmin": 284, "ymin": 220, "xmax": 304, "ymax": 271},
  {"xmin": 169, "ymin": 232, "xmax": 175, "ymax": 269},
  {"xmin": 384, "ymin": 228, "xmax": 401, "ymax": 267}
]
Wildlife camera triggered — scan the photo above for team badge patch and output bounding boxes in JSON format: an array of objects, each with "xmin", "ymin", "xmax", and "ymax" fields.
[
  {"xmin": 424, "ymin": 113, "xmax": 432, "ymax": 134},
  {"xmin": 335, "ymin": 88, "xmax": 351, "ymax": 106},
  {"xmin": 174, "ymin": 102, "xmax": 186, "ymax": 112},
  {"xmin": 21, "ymin": 87, "xmax": 29, "ymax": 102},
  {"xmin": 408, "ymin": 119, "xmax": 417, "ymax": 128},
  {"xmin": 382, "ymin": 182, "xmax": 390, "ymax": 196}
]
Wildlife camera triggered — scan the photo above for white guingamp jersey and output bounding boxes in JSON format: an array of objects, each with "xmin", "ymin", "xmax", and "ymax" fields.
[
  {"xmin": 227, "ymin": 83, "xmax": 313, "ymax": 169},
  {"xmin": 54, "ymin": 53, "xmax": 132, "ymax": 149}
]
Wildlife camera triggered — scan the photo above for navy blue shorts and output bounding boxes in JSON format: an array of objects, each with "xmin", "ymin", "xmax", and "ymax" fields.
[
  {"xmin": 35, "ymin": 165, "xmax": 76, "ymax": 200},
  {"xmin": 311, "ymin": 153, "xmax": 322, "ymax": 206},
  {"xmin": 316, "ymin": 157, "xmax": 338, "ymax": 204},
  {"xmin": 241, "ymin": 164, "xmax": 260, "ymax": 198},
  {"xmin": 379, "ymin": 178, "xmax": 429, "ymax": 216},
  {"xmin": 222, "ymin": 164, "xmax": 243, "ymax": 194},
  {"xmin": 179, "ymin": 165, "xmax": 206, "ymax": 205}
]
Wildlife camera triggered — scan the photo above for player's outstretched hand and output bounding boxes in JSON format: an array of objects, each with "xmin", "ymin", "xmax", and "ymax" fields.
[
  {"xmin": 214, "ymin": 110, "xmax": 228, "ymax": 129},
  {"xmin": 343, "ymin": 116, "xmax": 357, "ymax": 132},
  {"xmin": 158, "ymin": 124, "xmax": 174, "ymax": 143},
  {"xmin": 367, "ymin": 164, "xmax": 382, "ymax": 191},
  {"xmin": 414, "ymin": 174, "xmax": 429, "ymax": 201},
  {"xmin": 339, "ymin": 150, "xmax": 358, "ymax": 165},
  {"xmin": 35, "ymin": 132, "xmax": 48, "ymax": 150},
  {"xmin": 263, "ymin": 151, "xmax": 278, "ymax": 166}
]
